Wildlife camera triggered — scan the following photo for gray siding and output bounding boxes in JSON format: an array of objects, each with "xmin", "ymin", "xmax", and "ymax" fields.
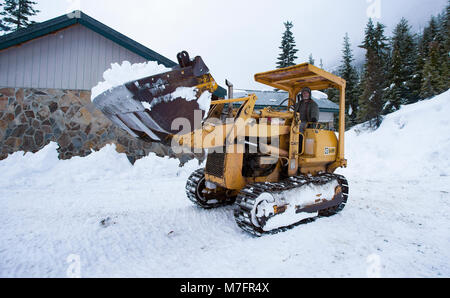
[
  {"xmin": 0, "ymin": 24, "xmax": 148, "ymax": 90},
  {"xmin": 319, "ymin": 112, "xmax": 334, "ymax": 123}
]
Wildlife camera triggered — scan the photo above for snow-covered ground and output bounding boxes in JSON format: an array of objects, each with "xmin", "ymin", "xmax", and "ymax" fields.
[{"xmin": 1, "ymin": 91, "xmax": 449, "ymax": 278}]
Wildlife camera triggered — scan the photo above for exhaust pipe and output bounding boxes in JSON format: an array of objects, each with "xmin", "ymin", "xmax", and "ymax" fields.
[
  {"xmin": 225, "ymin": 79, "xmax": 234, "ymax": 99},
  {"xmin": 225, "ymin": 79, "xmax": 234, "ymax": 117}
]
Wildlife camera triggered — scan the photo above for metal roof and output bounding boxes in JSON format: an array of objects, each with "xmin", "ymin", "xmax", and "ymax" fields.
[
  {"xmin": 0, "ymin": 10, "xmax": 227, "ymax": 98},
  {"xmin": 0, "ymin": 11, "xmax": 177, "ymax": 68},
  {"xmin": 233, "ymin": 89, "xmax": 340, "ymax": 113}
]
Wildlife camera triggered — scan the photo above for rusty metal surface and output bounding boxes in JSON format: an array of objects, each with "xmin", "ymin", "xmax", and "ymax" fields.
[{"xmin": 93, "ymin": 53, "xmax": 218, "ymax": 144}]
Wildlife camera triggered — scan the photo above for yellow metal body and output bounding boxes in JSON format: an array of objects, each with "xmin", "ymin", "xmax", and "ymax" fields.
[
  {"xmin": 254, "ymin": 63, "xmax": 347, "ymax": 173},
  {"xmin": 172, "ymin": 63, "xmax": 347, "ymax": 192}
]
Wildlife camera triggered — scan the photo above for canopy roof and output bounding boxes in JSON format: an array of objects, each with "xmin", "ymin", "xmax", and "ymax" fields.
[{"xmin": 254, "ymin": 63, "xmax": 346, "ymax": 93}]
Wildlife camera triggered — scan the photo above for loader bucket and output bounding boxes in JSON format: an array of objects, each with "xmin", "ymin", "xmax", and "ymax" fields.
[{"xmin": 93, "ymin": 51, "xmax": 219, "ymax": 144}]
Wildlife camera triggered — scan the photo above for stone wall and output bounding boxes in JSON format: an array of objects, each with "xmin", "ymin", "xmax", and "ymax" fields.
[{"xmin": 0, "ymin": 87, "xmax": 195, "ymax": 164}]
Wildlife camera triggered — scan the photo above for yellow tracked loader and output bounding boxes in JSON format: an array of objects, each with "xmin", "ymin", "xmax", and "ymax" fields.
[{"xmin": 93, "ymin": 51, "xmax": 348, "ymax": 236}]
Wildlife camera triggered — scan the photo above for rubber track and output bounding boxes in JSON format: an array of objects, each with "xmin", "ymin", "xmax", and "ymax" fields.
[{"xmin": 233, "ymin": 174, "xmax": 349, "ymax": 237}]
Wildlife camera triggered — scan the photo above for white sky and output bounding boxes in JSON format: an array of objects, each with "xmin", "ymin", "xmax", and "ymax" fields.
[{"xmin": 34, "ymin": 0, "xmax": 448, "ymax": 90}]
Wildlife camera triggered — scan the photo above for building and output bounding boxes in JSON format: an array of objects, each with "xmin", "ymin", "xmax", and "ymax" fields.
[
  {"xmin": 233, "ymin": 89, "xmax": 339, "ymax": 128},
  {"xmin": 0, "ymin": 11, "xmax": 215, "ymax": 163}
]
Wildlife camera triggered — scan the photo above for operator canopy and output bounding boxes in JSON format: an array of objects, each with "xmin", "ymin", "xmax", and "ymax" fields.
[{"xmin": 254, "ymin": 63, "xmax": 346, "ymax": 93}]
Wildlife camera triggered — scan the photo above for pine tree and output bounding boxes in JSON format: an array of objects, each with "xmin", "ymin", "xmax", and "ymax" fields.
[
  {"xmin": 2, "ymin": 0, "xmax": 40, "ymax": 32},
  {"xmin": 413, "ymin": 17, "xmax": 437, "ymax": 101},
  {"xmin": 420, "ymin": 17, "xmax": 439, "ymax": 59},
  {"xmin": 0, "ymin": 3, "xmax": 10, "ymax": 33},
  {"xmin": 410, "ymin": 33, "xmax": 425, "ymax": 102},
  {"xmin": 385, "ymin": 18, "xmax": 418, "ymax": 111},
  {"xmin": 276, "ymin": 21, "xmax": 299, "ymax": 69},
  {"xmin": 357, "ymin": 19, "xmax": 390, "ymax": 128},
  {"xmin": 339, "ymin": 33, "xmax": 360, "ymax": 127},
  {"xmin": 324, "ymin": 81, "xmax": 340, "ymax": 130},
  {"xmin": 420, "ymin": 40, "xmax": 446, "ymax": 98},
  {"xmin": 308, "ymin": 54, "xmax": 315, "ymax": 65},
  {"xmin": 443, "ymin": 1, "xmax": 450, "ymax": 87},
  {"xmin": 420, "ymin": 13, "xmax": 448, "ymax": 98},
  {"xmin": 445, "ymin": 1, "xmax": 450, "ymax": 55},
  {"xmin": 437, "ymin": 4, "xmax": 450, "ymax": 92}
]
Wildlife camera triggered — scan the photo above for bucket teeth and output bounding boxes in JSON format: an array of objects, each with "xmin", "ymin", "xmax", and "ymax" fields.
[
  {"xmin": 126, "ymin": 113, "xmax": 161, "ymax": 141},
  {"xmin": 93, "ymin": 85, "xmax": 171, "ymax": 142},
  {"xmin": 134, "ymin": 111, "xmax": 169, "ymax": 135},
  {"xmin": 109, "ymin": 114, "xmax": 139, "ymax": 138}
]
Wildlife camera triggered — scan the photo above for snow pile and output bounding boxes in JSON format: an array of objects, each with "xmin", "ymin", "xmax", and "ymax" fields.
[
  {"xmin": 91, "ymin": 61, "xmax": 212, "ymax": 115},
  {"xmin": 312, "ymin": 90, "xmax": 328, "ymax": 99},
  {"xmin": 171, "ymin": 87, "xmax": 198, "ymax": 101},
  {"xmin": 340, "ymin": 89, "xmax": 450, "ymax": 180},
  {"xmin": 140, "ymin": 86, "xmax": 198, "ymax": 111},
  {"xmin": 142, "ymin": 87, "xmax": 212, "ymax": 115},
  {"xmin": 91, "ymin": 61, "xmax": 170, "ymax": 99},
  {"xmin": 197, "ymin": 91, "xmax": 212, "ymax": 113},
  {"xmin": 0, "ymin": 143, "xmax": 200, "ymax": 191}
]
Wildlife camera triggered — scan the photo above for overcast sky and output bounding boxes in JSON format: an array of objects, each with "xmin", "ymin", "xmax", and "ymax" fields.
[{"xmin": 35, "ymin": 0, "xmax": 448, "ymax": 90}]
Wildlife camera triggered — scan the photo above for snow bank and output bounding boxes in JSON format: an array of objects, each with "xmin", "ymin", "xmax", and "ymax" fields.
[
  {"xmin": 91, "ymin": 61, "xmax": 170, "ymax": 100},
  {"xmin": 340, "ymin": 90, "xmax": 450, "ymax": 180},
  {"xmin": 0, "ymin": 143, "xmax": 200, "ymax": 191}
]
